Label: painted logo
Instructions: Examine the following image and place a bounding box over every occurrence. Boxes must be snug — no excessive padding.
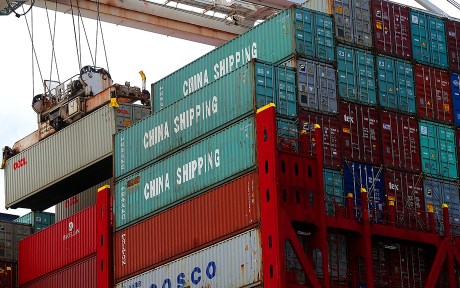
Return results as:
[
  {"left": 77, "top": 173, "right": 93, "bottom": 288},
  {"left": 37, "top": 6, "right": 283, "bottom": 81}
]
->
[
  {"left": 13, "top": 158, "right": 27, "bottom": 170},
  {"left": 63, "top": 221, "right": 80, "bottom": 240}
]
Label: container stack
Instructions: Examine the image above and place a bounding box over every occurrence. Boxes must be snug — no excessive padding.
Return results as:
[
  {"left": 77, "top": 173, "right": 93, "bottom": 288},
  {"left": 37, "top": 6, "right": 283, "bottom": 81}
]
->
[{"left": 13, "top": 212, "right": 55, "bottom": 233}]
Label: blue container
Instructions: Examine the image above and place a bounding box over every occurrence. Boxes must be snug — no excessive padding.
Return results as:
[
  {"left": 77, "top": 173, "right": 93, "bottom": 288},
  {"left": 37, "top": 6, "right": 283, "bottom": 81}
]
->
[
  {"left": 376, "top": 55, "right": 416, "bottom": 114},
  {"left": 337, "top": 45, "right": 376, "bottom": 105},
  {"left": 424, "top": 177, "right": 460, "bottom": 234},
  {"left": 419, "top": 120, "right": 457, "bottom": 180},
  {"left": 410, "top": 9, "right": 448, "bottom": 68},
  {"left": 450, "top": 72, "right": 460, "bottom": 126},
  {"left": 324, "top": 169, "right": 344, "bottom": 215},
  {"left": 343, "top": 161, "right": 385, "bottom": 221}
]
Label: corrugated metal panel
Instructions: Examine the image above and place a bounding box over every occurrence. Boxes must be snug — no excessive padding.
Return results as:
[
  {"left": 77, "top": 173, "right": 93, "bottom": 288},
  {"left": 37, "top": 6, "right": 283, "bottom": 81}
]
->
[
  {"left": 424, "top": 177, "right": 460, "bottom": 234},
  {"left": 275, "top": 65, "right": 297, "bottom": 118},
  {"left": 115, "top": 229, "right": 262, "bottom": 288},
  {"left": 297, "top": 58, "right": 337, "bottom": 114},
  {"left": 410, "top": 9, "right": 448, "bottom": 68},
  {"left": 0, "top": 221, "right": 32, "bottom": 262},
  {"left": 14, "top": 212, "right": 55, "bottom": 233},
  {"left": 334, "top": 0, "right": 372, "bottom": 47},
  {"left": 114, "top": 172, "right": 260, "bottom": 281},
  {"left": 324, "top": 169, "right": 344, "bottom": 215},
  {"left": 152, "top": 8, "right": 295, "bottom": 112},
  {"left": 55, "top": 178, "right": 112, "bottom": 222},
  {"left": 294, "top": 9, "right": 335, "bottom": 62},
  {"left": 21, "top": 256, "right": 96, "bottom": 288},
  {"left": 340, "top": 102, "right": 382, "bottom": 165},
  {"left": 337, "top": 45, "right": 376, "bottom": 105},
  {"left": 116, "top": 63, "right": 256, "bottom": 180},
  {"left": 450, "top": 72, "right": 460, "bottom": 126},
  {"left": 152, "top": 7, "right": 336, "bottom": 112},
  {"left": 0, "top": 214, "right": 19, "bottom": 222},
  {"left": 301, "top": 0, "right": 334, "bottom": 14},
  {"left": 414, "top": 65, "right": 452, "bottom": 123},
  {"left": 299, "top": 111, "right": 341, "bottom": 168},
  {"left": 114, "top": 117, "right": 256, "bottom": 230},
  {"left": 372, "top": 239, "right": 428, "bottom": 287},
  {"left": 446, "top": 19, "right": 460, "bottom": 72},
  {"left": 372, "top": 0, "right": 412, "bottom": 59},
  {"left": 18, "top": 206, "right": 96, "bottom": 285},
  {"left": 343, "top": 161, "right": 385, "bottom": 221},
  {"left": 277, "top": 117, "right": 299, "bottom": 153},
  {"left": 328, "top": 233, "right": 349, "bottom": 281},
  {"left": 4, "top": 103, "right": 148, "bottom": 209},
  {"left": 377, "top": 55, "right": 415, "bottom": 114},
  {"left": 380, "top": 110, "right": 421, "bottom": 172},
  {"left": 419, "top": 120, "right": 457, "bottom": 180},
  {"left": 385, "top": 169, "right": 425, "bottom": 230}
]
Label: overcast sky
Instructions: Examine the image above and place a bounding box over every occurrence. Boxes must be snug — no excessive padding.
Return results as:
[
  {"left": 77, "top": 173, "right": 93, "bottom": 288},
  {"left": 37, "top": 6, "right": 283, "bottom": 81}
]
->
[{"left": 0, "top": 0, "right": 459, "bottom": 217}]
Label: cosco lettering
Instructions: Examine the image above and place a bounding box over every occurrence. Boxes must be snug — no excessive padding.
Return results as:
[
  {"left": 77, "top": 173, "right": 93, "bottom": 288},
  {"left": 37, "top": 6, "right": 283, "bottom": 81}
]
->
[{"left": 148, "top": 261, "right": 216, "bottom": 288}]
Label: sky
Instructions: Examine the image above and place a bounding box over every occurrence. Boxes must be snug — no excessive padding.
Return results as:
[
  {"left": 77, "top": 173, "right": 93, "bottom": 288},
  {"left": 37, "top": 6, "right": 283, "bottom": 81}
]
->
[{"left": 0, "top": 0, "right": 459, "bottom": 217}]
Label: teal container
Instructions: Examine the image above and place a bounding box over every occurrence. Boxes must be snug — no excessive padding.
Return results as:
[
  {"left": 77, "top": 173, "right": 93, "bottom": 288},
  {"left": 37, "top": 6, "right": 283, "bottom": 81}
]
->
[
  {"left": 410, "top": 9, "right": 448, "bottom": 68},
  {"left": 152, "top": 7, "right": 334, "bottom": 112},
  {"left": 277, "top": 117, "right": 299, "bottom": 152},
  {"left": 14, "top": 212, "right": 55, "bottom": 232},
  {"left": 419, "top": 120, "right": 457, "bottom": 180},
  {"left": 115, "top": 62, "right": 258, "bottom": 179},
  {"left": 114, "top": 117, "right": 256, "bottom": 230},
  {"left": 324, "top": 169, "right": 343, "bottom": 215},
  {"left": 337, "top": 45, "right": 376, "bottom": 105},
  {"left": 377, "top": 55, "right": 415, "bottom": 114}
]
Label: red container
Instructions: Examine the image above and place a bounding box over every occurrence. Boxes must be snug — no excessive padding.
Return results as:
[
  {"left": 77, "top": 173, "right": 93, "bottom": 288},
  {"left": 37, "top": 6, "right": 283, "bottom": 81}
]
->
[
  {"left": 18, "top": 206, "right": 96, "bottom": 285},
  {"left": 372, "top": 0, "right": 411, "bottom": 59},
  {"left": 21, "top": 256, "right": 96, "bottom": 288},
  {"left": 340, "top": 102, "right": 382, "bottom": 165},
  {"left": 380, "top": 111, "right": 421, "bottom": 172},
  {"left": 414, "top": 65, "right": 453, "bottom": 123},
  {"left": 299, "top": 110, "right": 341, "bottom": 169},
  {"left": 446, "top": 19, "right": 460, "bottom": 72},
  {"left": 385, "top": 169, "right": 426, "bottom": 230},
  {"left": 114, "top": 172, "right": 261, "bottom": 281},
  {"left": 0, "top": 261, "right": 17, "bottom": 288}
]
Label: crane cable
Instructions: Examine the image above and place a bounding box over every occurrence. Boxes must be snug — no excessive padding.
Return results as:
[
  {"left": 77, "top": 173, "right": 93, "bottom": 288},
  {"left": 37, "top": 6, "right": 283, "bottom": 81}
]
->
[
  {"left": 75, "top": 0, "right": 95, "bottom": 66},
  {"left": 44, "top": 0, "right": 61, "bottom": 83},
  {"left": 94, "top": 0, "right": 110, "bottom": 72},
  {"left": 69, "top": 0, "right": 82, "bottom": 71},
  {"left": 5, "top": 0, "right": 35, "bottom": 18}
]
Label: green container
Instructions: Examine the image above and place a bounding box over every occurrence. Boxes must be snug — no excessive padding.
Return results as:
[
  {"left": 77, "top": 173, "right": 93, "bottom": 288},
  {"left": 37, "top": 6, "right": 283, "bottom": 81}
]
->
[
  {"left": 14, "top": 212, "right": 55, "bottom": 232},
  {"left": 324, "top": 169, "right": 343, "bottom": 215},
  {"left": 152, "top": 7, "right": 335, "bottom": 112},
  {"left": 114, "top": 117, "right": 256, "bottom": 230},
  {"left": 419, "top": 120, "right": 457, "bottom": 180}
]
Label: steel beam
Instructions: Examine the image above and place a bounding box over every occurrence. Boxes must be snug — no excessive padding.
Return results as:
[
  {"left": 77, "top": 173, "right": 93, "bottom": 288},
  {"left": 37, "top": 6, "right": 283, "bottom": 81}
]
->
[{"left": 33, "top": 0, "right": 249, "bottom": 46}]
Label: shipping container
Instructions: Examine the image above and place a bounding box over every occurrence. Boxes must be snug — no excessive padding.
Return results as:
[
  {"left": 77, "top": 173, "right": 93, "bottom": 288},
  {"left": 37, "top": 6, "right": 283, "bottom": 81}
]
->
[
  {"left": 114, "top": 172, "right": 260, "bottom": 281},
  {"left": 450, "top": 72, "right": 460, "bottom": 126},
  {"left": 20, "top": 256, "right": 96, "bottom": 288},
  {"left": 4, "top": 103, "right": 149, "bottom": 210},
  {"left": 55, "top": 178, "right": 112, "bottom": 222},
  {"left": 14, "top": 212, "right": 55, "bottom": 233},
  {"left": 340, "top": 102, "right": 382, "bottom": 165},
  {"left": 380, "top": 110, "right": 421, "bottom": 172},
  {"left": 410, "top": 9, "right": 448, "bottom": 68},
  {"left": 0, "top": 213, "right": 19, "bottom": 222},
  {"left": 343, "top": 161, "right": 385, "bottom": 221},
  {"left": 334, "top": 0, "right": 372, "bottom": 47},
  {"left": 297, "top": 58, "right": 338, "bottom": 114},
  {"left": 114, "top": 117, "right": 256, "bottom": 230},
  {"left": 414, "top": 65, "right": 452, "bottom": 123},
  {"left": 18, "top": 206, "right": 96, "bottom": 285},
  {"left": 376, "top": 55, "right": 415, "bottom": 114},
  {"left": 277, "top": 117, "right": 300, "bottom": 152},
  {"left": 384, "top": 169, "right": 425, "bottom": 230},
  {"left": 337, "top": 45, "right": 376, "bottom": 105},
  {"left": 0, "top": 261, "right": 17, "bottom": 288},
  {"left": 275, "top": 65, "right": 297, "bottom": 118},
  {"left": 372, "top": 0, "right": 412, "bottom": 59},
  {"left": 324, "top": 169, "right": 344, "bottom": 215},
  {"left": 299, "top": 111, "right": 341, "bottom": 168},
  {"left": 419, "top": 120, "right": 457, "bottom": 180},
  {"left": 446, "top": 19, "right": 460, "bottom": 72},
  {"left": 0, "top": 221, "right": 32, "bottom": 262},
  {"left": 152, "top": 7, "right": 335, "bottom": 112},
  {"left": 372, "top": 239, "right": 429, "bottom": 287},
  {"left": 423, "top": 177, "right": 460, "bottom": 234},
  {"left": 116, "top": 229, "right": 261, "bottom": 288},
  {"left": 301, "top": 0, "right": 334, "bottom": 14}
]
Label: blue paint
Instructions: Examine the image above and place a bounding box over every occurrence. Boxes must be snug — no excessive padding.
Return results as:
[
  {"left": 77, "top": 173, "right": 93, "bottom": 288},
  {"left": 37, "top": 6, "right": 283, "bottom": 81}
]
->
[{"left": 451, "top": 72, "right": 460, "bottom": 126}]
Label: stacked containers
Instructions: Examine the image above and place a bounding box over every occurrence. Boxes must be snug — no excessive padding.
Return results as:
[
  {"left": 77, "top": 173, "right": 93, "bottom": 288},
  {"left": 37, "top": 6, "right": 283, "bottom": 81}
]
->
[{"left": 13, "top": 212, "right": 55, "bottom": 233}]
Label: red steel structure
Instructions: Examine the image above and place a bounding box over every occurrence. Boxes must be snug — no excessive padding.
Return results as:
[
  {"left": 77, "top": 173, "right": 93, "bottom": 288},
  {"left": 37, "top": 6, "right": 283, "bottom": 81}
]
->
[{"left": 256, "top": 104, "right": 460, "bottom": 287}]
